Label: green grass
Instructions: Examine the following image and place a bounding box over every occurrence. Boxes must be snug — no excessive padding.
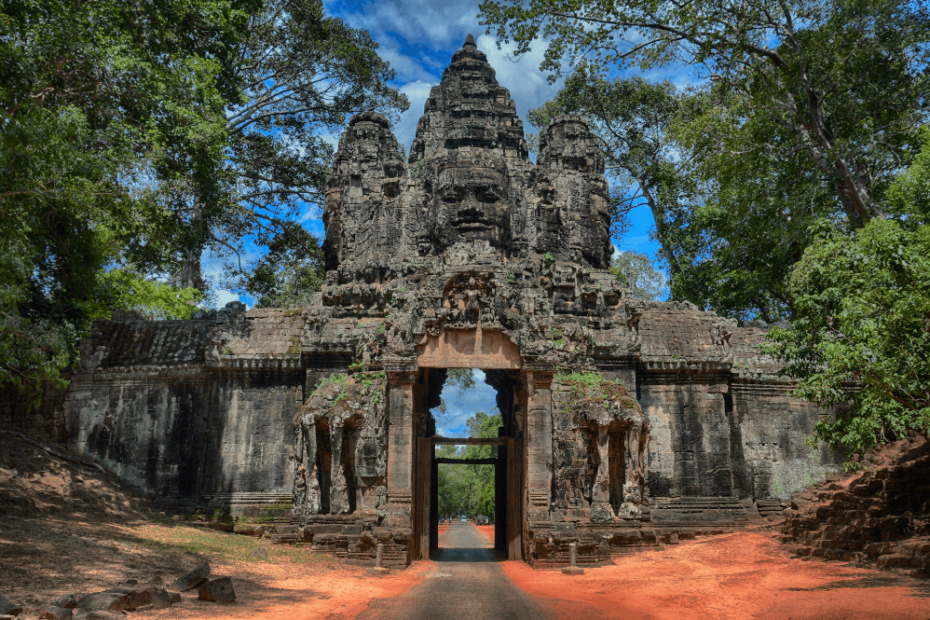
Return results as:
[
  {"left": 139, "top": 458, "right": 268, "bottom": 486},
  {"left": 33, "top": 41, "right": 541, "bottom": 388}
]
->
[{"left": 109, "top": 523, "right": 336, "bottom": 566}]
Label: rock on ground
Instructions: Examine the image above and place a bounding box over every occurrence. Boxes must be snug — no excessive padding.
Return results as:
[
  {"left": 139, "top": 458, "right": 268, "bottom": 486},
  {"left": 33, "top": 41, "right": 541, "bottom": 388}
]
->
[
  {"left": 198, "top": 578, "right": 236, "bottom": 604},
  {"left": 0, "top": 594, "right": 22, "bottom": 616},
  {"left": 171, "top": 562, "right": 210, "bottom": 592},
  {"left": 49, "top": 594, "right": 78, "bottom": 609},
  {"left": 38, "top": 606, "right": 72, "bottom": 620},
  {"left": 72, "top": 611, "right": 126, "bottom": 620}
]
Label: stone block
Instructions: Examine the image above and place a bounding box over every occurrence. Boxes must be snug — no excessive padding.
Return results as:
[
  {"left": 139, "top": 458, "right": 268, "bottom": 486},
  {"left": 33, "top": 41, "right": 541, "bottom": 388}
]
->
[
  {"left": 198, "top": 578, "right": 236, "bottom": 604},
  {"left": 170, "top": 562, "right": 210, "bottom": 592},
  {"left": 38, "top": 606, "right": 72, "bottom": 620}
]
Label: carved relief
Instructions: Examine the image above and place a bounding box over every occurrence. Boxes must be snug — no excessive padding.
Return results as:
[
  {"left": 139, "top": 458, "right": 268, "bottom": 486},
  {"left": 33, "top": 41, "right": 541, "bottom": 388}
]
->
[
  {"left": 293, "top": 373, "right": 388, "bottom": 520},
  {"left": 551, "top": 377, "right": 650, "bottom": 522}
]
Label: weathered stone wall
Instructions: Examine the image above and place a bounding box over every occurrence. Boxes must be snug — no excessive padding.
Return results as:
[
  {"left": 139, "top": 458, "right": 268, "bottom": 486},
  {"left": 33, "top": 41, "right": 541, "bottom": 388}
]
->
[
  {"left": 729, "top": 382, "right": 837, "bottom": 500},
  {"left": 641, "top": 370, "right": 735, "bottom": 498},
  {"left": 62, "top": 307, "right": 308, "bottom": 514},
  {"left": 67, "top": 368, "right": 302, "bottom": 513}
]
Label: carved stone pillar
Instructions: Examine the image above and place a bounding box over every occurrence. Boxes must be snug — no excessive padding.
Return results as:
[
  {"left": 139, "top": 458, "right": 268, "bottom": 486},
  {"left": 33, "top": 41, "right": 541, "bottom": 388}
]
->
[
  {"left": 524, "top": 371, "right": 553, "bottom": 520},
  {"left": 386, "top": 371, "right": 417, "bottom": 526},
  {"left": 590, "top": 424, "right": 612, "bottom": 522},
  {"left": 621, "top": 422, "right": 649, "bottom": 517},
  {"left": 329, "top": 421, "right": 350, "bottom": 514}
]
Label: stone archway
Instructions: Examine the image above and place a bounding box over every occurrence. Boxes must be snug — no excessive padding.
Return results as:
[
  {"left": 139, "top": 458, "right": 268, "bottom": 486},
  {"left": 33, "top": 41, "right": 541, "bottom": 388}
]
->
[{"left": 410, "top": 328, "right": 524, "bottom": 561}]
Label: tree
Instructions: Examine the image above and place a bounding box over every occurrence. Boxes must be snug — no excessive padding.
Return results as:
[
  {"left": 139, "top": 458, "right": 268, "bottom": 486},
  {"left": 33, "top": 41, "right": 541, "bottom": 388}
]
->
[
  {"left": 0, "top": 0, "right": 255, "bottom": 392},
  {"left": 481, "top": 0, "right": 930, "bottom": 228},
  {"left": 0, "top": 0, "right": 409, "bottom": 391},
  {"left": 764, "top": 218, "right": 930, "bottom": 460},
  {"left": 611, "top": 251, "right": 666, "bottom": 300},
  {"left": 445, "top": 368, "right": 476, "bottom": 391},
  {"left": 201, "top": 0, "right": 410, "bottom": 292},
  {"left": 886, "top": 126, "right": 930, "bottom": 225},
  {"left": 228, "top": 223, "right": 325, "bottom": 308},
  {"left": 435, "top": 411, "right": 502, "bottom": 519}
]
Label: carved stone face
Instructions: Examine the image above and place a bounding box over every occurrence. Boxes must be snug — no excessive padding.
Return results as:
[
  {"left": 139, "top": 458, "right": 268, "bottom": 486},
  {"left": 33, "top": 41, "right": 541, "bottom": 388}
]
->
[{"left": 431, "top": 157, "right": 513, "bottom": 253}]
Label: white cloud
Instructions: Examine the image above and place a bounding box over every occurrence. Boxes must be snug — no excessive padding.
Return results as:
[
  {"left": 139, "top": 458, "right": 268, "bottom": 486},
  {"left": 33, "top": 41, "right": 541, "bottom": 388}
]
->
[
  {"left": 393, "top": 79, "right": 437, "bottom": 152},
  {"left": 340, "top": 0, "right": 482, "bottom": 50},
  {"left": 377, "top": 37, "right": 438, "bottom": 83},
  {"left": 431, "top": 370, "right": 499, "bottom": 437},
  {"left": 476, "top": 34, "right": 562, "bottom": 130}
]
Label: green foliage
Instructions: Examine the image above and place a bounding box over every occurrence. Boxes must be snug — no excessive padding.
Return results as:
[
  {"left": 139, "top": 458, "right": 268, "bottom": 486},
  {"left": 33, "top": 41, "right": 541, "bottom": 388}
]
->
[
  {"left": 0, "top": 0, "right": 255, "bottom": 392},
  {"left": 486, "top": 0, "right": 930, "bottom": 321},
  {"left": 436, "top": 411, "right": 502, "bottom": 520},
  {"left": 611, "top": 251, "right": 666, "bottom": 300},
  {"left": 231, "top": 224, "right": 325, "bottom": 308},
  {"left": 445, "top": 368, "right": 476, "bottom": 391},
  {"left": 0, "top": 0, "right": 408, "bottom": 393},
  {"left": 543, "top": 252, "right": 555, "bottom": 267},
  {"left": 309, "top": 372, "right": 348, "bottom": 400},
  {"left": 554, "top": 371, "right": 639, "bottom": 409},
  {"left": 101, "top": 270, "right": 205, "bottom": 320},
  {"left": 887, "top": 126, "right": 930, "bottom": 225},
  {"left": 213, "top": 0, "right": 410, "bottom": 290},
  {"left": 763, "top": 219, "right": 930, "bottom": 460},
  {"left": 609, "top": 267, "right": 631, "bottom": 287}
]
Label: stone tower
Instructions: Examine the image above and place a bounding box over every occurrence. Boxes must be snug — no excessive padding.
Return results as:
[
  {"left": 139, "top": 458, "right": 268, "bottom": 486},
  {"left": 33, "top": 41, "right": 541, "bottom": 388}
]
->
[{"left": 322, "top": 34, "right": 613, "bottom": 270}]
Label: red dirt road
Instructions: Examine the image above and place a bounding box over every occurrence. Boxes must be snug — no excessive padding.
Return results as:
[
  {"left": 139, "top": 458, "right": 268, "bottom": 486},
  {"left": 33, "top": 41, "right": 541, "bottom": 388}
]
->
[{"left": 502, "top": 531, "right": 930, "bottom": 620}]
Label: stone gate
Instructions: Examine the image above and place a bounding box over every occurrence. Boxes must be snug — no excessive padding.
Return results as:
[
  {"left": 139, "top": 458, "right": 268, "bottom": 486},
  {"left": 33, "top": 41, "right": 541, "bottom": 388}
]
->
[{"left": 59, "top": 36, "right": 837, "bottom": 568}]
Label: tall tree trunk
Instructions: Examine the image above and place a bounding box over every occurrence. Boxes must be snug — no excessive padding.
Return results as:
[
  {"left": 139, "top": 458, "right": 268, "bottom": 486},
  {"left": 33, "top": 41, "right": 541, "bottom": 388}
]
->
[{"left": 178, "top": 205, "right": 206, "bottom": 292}]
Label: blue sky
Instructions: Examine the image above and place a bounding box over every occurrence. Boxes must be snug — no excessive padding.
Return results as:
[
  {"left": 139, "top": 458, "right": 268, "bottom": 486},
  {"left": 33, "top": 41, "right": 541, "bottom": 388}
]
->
[
  {"left": 209, "top": 0, "right": 668, "bottom": 307},
  {"left": 432, "top": 369, "right": 499, "bottom": 437}
]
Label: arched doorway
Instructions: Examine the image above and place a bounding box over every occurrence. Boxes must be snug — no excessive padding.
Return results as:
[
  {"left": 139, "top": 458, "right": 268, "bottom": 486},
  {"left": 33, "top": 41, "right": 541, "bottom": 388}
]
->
[{"left": 411, "top": 328, "right": 524, "bottom": 560}]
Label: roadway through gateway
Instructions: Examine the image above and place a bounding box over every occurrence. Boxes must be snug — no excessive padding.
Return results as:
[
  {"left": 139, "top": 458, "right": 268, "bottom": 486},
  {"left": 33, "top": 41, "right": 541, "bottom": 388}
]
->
[{"left": 357, "top": 521, "right": 561, "bottom": 620}]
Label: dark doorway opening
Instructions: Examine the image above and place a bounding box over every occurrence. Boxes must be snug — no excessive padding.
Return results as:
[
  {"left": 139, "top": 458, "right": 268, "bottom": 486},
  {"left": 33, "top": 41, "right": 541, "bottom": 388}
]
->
[{"left": 412, "top": 368, "right": 523, "bottom": 561}]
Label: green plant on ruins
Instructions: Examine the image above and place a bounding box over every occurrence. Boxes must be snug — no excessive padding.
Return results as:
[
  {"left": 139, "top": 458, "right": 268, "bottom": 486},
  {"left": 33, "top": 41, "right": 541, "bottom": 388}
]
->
[
  {"left": 305, "top": 370, "right": 387, "bottom": 411},
  {"left": 554, "top": 371, "right": 640, "bottom": 410}
]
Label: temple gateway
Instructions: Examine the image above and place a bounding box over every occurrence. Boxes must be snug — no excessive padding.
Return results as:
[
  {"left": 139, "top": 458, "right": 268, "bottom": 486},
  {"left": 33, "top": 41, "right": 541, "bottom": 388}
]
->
[{"left": 63, "top": 36, "right": 835, "bottom": 568}]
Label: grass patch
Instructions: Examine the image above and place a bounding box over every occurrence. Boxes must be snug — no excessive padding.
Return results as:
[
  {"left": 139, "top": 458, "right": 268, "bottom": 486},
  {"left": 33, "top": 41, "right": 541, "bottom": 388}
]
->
[{"left": 108, "top": 523, "right": 336, "bottom": 566}]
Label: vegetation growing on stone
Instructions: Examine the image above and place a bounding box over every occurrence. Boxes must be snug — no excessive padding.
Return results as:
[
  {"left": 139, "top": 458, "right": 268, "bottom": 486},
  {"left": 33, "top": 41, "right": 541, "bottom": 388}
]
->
[{"left": 554, "top": 371, "right": 639, "bottom": 410}]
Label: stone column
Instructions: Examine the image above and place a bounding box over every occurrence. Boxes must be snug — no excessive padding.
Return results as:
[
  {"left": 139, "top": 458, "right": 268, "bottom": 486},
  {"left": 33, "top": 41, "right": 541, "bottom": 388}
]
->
[
  {"left": 590, "top": 424, "right": 612, "bottom": 522},
  {"left": 524, "top": 371, "right": 552, "bottom": 520},
  {"left": 329, "top": 421, "right": 349, "bottom": 514},
  {"left": 385, "top": 371, "right": 417, "bottom": 527}
]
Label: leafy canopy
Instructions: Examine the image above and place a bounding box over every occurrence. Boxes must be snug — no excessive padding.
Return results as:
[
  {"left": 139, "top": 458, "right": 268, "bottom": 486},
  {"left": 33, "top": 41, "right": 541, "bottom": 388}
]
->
[
  {"left": 610, "top": 251, "right": 666, "bottom": 301},
  {"left": 482, "top": 0, "right": 930, "bottom": 227},
  {"left": 215, "top": 0, "right": 409, "bottom": 293},
  {"left": 764, "top": 218, "right": 930, "bottom": 459},
  {"left": 0, "top": 0, "right": 255, "bottom": 391}
]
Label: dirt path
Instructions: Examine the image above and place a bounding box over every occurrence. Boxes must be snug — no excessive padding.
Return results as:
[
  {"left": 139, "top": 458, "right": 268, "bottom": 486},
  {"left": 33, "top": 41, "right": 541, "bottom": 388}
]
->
[
  {"left": 359, "top": 522, "right": 587, "bottom": 620},
  {"left": 3, "top": 436, "right": 928, "bottom": 619},
  {"left": 503, "top": 530, "right": 930, "bottom": 620}
]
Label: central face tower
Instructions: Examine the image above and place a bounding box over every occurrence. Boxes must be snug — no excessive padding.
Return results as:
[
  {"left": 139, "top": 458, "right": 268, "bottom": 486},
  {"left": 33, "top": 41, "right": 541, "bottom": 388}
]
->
[{"left": 322, "top": 35, "right": 613, "bottom": 271}]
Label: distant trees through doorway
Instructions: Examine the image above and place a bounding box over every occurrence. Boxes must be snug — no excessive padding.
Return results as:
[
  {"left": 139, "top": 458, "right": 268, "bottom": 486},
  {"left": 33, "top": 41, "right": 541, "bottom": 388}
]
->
[{"left": 436, "top": 411, "right": 502, "bottom": 521}]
